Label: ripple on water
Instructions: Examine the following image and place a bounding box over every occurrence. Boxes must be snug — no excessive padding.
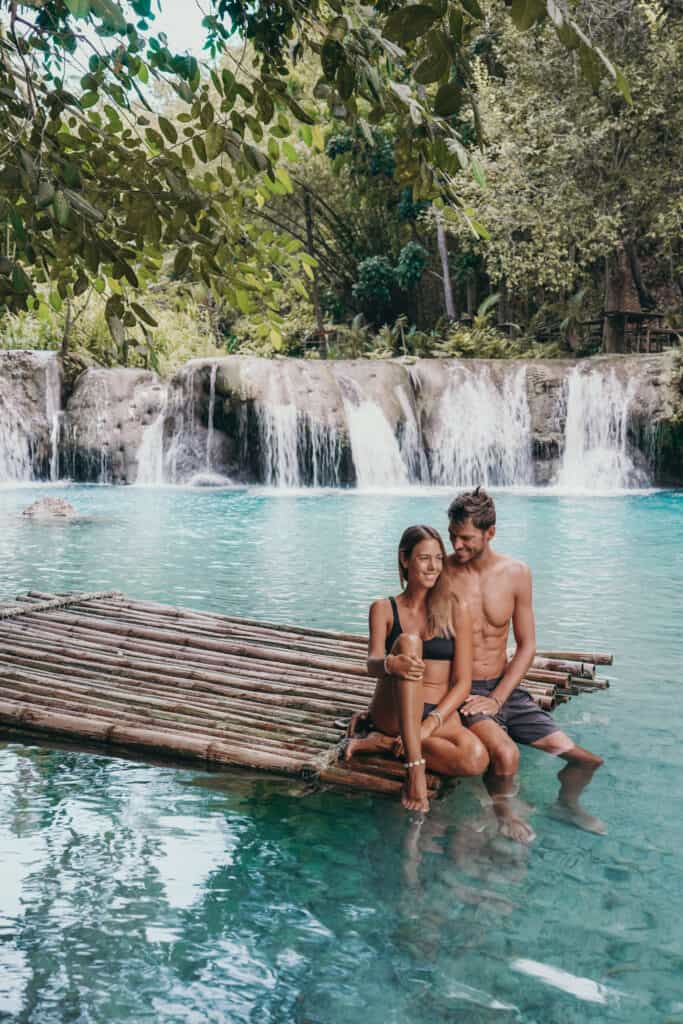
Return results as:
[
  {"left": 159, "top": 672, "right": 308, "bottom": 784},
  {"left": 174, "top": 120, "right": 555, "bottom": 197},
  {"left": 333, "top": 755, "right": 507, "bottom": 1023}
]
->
[{"left": 0, "top": 487, "right": 682, "bottom": 1023}]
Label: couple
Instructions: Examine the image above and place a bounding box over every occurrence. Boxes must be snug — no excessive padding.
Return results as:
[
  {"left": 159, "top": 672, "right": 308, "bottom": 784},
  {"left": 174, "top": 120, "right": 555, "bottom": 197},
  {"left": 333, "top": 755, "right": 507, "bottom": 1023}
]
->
[{"left": 345, "top": 488, "right": 605, "bottom": 841}]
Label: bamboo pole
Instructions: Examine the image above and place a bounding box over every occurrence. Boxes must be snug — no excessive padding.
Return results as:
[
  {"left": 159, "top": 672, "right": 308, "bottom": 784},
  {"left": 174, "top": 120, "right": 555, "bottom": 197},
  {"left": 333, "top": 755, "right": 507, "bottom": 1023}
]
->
[
  {"left": 0, "top": 697, "right": 318, "bottom": 773},
  {"left": 536, "top": 649, "right": 612, "bottom": 665}
]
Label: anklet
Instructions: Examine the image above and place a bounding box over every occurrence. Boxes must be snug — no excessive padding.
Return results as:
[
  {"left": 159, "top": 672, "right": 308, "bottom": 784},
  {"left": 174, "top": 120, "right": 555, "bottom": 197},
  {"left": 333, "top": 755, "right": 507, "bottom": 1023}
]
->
[{"left": 405, "top": 758, "right": 426, "bottom": 768}]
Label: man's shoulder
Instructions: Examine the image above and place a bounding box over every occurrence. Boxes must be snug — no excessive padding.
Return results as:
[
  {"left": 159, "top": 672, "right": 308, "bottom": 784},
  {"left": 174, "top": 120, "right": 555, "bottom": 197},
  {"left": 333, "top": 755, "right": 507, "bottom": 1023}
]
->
[{"left": 494, "top": 553, "right": 532, "bottom": 588}]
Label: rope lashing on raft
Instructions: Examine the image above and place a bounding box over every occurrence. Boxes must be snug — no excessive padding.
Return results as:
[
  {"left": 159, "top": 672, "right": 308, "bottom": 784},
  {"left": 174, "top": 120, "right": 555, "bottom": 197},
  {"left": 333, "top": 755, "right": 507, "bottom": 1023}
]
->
[{"left": 0, "top": 591, "right": 123, "bottom": 620}]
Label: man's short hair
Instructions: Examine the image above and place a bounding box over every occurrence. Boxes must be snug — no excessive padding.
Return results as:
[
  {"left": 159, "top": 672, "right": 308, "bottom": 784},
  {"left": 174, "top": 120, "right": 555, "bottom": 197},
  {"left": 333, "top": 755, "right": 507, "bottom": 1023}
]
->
[{"left": 448, "top": 487, "right": 496, "bottom": 531}]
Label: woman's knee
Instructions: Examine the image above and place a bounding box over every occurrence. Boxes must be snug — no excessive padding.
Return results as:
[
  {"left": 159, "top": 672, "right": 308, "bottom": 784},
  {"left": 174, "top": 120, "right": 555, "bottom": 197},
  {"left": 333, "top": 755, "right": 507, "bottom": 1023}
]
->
[{"left": 392, "top": 632, "right": 423, "bottom": 657}]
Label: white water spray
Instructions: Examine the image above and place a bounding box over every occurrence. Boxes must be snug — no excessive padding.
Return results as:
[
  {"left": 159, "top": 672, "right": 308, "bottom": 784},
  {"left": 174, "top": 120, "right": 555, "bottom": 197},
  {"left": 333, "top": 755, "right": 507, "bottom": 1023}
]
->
[
  {"left": 340, "top": 377, "right": 409, "bottom": 488},
  {"left": 556, "top": 367, "right": 649, "bottom": 491},
  {"left": 136, "top": 390, "right": 167, "bottom": 486},
  {"left": 205, "top": 362, "right": 218, "bottom": 473},
  {"left": 44, "top": 355, "right": 62, "bottom": 481},
  {"left": 429, "top": 365, "right": 533, "bottom": 486}
]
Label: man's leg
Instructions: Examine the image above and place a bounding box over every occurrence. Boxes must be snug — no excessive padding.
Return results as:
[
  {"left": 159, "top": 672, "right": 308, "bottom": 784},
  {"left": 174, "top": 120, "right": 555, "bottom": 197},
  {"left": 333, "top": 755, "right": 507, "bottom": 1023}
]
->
[
  {"left": 468, "top": 718, "right": 535, "bottom": 844},
  {"left": 532, "top": 731, "right": 606, "bottom": 834}
]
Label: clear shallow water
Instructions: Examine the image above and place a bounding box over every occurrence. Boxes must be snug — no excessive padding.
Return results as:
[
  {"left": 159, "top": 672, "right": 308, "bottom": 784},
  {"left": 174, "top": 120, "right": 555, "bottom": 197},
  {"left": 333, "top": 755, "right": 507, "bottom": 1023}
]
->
[{"left": 0, "top": 484, "right": 682, "bottom": 1024}]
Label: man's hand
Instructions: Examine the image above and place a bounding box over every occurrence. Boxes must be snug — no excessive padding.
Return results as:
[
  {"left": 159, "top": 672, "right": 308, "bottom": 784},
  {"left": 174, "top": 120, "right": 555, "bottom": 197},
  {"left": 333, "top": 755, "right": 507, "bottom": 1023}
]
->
[
  {"left": 386, "top": 653, "right": 424, "bottom": 680},
  {"left": 461, "top": 695, "right": 501, "bottom": 718}
]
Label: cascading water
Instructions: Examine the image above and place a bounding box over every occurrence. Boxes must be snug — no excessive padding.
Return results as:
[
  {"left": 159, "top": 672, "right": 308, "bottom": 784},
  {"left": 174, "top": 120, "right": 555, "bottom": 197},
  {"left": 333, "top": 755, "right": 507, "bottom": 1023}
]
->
[
  {"left": 556, "top": 367, "right": 649, "bottom": 491},
  {"left": 428, "top": 365, "right": 533, "bottom": 486},
  {"left": 255, "top": 368, "right": 342, "bottom": 488},
  {"left": 0, "top": 390, "right": 32, "bottom": 481},
  {"left": 395, "top": 385, "right": 428, "bottom": 483},
  {"left": 339, "top": 377, "right": 409, "bottom": 488},
  {"left": 44, "top": 355, "right": 62, "bottom": 482},
  {"left": 136, "top": 392, "right": 167, "bottom": 486},
  {"left": 205, "top": 362, "right": 218, "bottom": 473}
]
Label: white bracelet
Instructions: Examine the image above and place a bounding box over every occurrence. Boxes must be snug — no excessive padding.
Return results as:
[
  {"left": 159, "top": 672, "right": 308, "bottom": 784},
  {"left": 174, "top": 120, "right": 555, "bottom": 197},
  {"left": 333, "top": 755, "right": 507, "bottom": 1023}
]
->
[
  {"left": 383, "top": 655, "right": 392, "bottom": 675},
  {"left": 428, "top": 709, "right": 443, "bottom": 728},
  {"left": 405, "top": 758, "right": 426, "bottom": 768}
]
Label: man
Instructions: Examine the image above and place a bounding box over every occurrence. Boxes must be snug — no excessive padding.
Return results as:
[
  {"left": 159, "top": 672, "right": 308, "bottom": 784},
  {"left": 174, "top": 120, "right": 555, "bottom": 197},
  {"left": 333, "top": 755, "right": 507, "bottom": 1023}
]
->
[{"left": 431, "top": 487, "right": 605, "bottom": 840}]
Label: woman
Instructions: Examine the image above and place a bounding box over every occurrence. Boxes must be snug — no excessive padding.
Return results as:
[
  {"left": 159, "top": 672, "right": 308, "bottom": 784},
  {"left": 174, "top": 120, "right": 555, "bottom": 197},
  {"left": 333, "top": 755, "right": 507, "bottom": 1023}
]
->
[{"left": 345, "top": 525, "right": 489, "bottom": 813}]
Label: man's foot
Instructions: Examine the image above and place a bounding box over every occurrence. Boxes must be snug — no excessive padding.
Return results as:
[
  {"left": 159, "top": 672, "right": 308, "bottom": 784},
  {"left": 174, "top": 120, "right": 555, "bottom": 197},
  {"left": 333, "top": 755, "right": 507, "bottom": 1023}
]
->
[
  {"left": 549, "top": 801, "right": 607, "bottom": 835},
  {"left": 402, "top": 763, "right": 430, "bottom": 813},
  {"left": 492, "top": 801, "right": 536, "bottom": 844}
]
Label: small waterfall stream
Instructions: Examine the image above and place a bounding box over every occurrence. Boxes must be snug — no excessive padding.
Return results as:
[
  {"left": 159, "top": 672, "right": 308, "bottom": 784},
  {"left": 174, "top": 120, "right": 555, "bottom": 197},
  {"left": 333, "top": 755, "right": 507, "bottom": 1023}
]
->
[
  {"left": 44, "top": 356, "right": 62, "bottom": 481},
  {"left": 428, "top": 365, "right": 533, "bottom": 487},
  {"left": 136, "top": 395, "right": 167, "bottom": 486},
  {"left": 205, "top": 362, "right": 218, "bottom": 473},
  {"left": 556, "top": 367, "right": 649, "bottom": 490}
]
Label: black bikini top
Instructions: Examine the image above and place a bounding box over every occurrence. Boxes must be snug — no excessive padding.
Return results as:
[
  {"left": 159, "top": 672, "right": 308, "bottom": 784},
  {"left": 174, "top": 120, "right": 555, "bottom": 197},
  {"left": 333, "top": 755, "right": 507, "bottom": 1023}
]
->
[{"left": 385, "top": 596, "right": 455, "bottom": 661}]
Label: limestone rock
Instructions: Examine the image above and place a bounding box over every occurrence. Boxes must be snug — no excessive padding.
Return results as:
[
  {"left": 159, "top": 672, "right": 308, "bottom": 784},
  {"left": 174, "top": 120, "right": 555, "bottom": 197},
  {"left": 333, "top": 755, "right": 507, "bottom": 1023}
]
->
[{"left": 22, "top": 496, "right": 77, "bottom": 519}]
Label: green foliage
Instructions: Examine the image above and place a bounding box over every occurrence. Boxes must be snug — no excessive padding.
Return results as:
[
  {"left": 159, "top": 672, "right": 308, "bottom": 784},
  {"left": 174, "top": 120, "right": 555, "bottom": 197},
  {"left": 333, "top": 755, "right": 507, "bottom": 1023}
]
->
[
  {"left": 351, "top": 256, "right": 396, "bottom": 315},
  {"left": 395, "top": 242, "right": 428, "bottom": 291}
]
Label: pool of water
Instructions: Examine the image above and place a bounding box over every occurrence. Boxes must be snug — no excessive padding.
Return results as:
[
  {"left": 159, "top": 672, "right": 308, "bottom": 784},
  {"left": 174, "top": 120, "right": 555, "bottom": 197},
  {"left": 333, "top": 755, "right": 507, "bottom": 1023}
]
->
[{"left": 0, "top": 484, "right": 681, "bottom": 1023}]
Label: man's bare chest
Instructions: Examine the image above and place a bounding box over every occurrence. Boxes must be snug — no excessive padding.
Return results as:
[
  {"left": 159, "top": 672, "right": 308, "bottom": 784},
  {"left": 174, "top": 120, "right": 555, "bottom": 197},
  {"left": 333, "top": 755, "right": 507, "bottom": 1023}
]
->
[{"left": 451, "top": 573, "right": 514, "bottom": 631}]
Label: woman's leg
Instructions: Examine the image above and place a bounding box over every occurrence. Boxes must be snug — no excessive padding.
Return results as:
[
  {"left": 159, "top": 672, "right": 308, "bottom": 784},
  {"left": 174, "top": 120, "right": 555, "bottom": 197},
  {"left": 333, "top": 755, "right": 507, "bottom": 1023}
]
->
[
  {"left": 422, "top": 715, "right": 489, "bottom": 777},
  {"left": 390, "top": 633, "right": 429, "bottom": 813}
]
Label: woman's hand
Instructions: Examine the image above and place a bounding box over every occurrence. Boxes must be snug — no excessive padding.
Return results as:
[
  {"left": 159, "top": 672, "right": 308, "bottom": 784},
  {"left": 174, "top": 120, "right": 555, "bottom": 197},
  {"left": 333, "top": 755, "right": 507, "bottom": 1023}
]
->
[{"left": 386, "top": 653, "right": 424, "bottom": 680}]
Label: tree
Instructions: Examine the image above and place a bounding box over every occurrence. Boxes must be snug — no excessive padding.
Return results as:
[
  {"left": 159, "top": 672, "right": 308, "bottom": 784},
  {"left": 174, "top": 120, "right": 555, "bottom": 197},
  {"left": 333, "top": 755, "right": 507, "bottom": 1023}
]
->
[
  {"left": 441, "top": 0, "right": 682, "bottom": 351},
  {"left": 0, "top": 0, "right": 629, "bottom": 344}
]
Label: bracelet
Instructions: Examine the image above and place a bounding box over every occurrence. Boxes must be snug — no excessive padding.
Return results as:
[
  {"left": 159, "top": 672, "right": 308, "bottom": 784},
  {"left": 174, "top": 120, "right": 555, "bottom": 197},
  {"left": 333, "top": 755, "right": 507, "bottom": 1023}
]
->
[
  {"left": 383, "top": 655, "right": 392, "bottom": 675},
  {"left": 405, "top": 758, "right": 426, "bottom": 768},
  {"left": 428, "top": 709, "right": 443, "bottom": 728},
  {"left": 491, "top": 695, "right": 502, "bottom": 709}
]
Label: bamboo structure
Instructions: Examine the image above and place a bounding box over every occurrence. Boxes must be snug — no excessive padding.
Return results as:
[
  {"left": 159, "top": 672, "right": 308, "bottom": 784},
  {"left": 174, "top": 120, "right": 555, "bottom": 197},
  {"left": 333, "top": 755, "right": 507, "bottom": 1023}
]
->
[{"left": 0, "top": 591, "right": 612, "bottom": 796}]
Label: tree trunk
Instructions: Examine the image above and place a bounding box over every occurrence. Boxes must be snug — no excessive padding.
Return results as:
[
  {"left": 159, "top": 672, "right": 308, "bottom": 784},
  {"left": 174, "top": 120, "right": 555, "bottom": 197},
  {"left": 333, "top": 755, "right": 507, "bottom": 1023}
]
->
[
  {"left": 625, "top": 240, "right": 655, "bottom": 310},
  {"left": 436, "top": 218, "right": 456, "bottom": 319},
  {"left": 60, "top": 299, "right": 72, "bottom": 359},
  {"left": 466, "top": 275, "right": 477, "bottom": 316},
  {"left": 303, "top": 192, "right": 326, "bottom": 356},
  {"left": 602, "top": 243, "right": 639, "bottom": 354}
]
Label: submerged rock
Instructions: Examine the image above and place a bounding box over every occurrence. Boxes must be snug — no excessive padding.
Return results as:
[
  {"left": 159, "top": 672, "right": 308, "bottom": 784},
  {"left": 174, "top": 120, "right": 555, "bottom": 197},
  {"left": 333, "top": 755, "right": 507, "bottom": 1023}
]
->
[{"left": 22, "top": 496, "right": 77, "bottom": 519}]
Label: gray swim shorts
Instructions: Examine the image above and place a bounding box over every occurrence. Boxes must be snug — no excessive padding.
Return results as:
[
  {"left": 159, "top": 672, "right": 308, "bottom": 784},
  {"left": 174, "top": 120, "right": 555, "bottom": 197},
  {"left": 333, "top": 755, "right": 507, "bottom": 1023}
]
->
[{"left": 464, "top": 675, "right": 561, "bottom": 746}]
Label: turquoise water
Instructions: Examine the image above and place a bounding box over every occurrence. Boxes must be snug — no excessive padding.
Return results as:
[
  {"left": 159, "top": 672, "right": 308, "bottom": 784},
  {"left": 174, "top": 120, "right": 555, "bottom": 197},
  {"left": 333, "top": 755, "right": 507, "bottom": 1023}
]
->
[{"left": 0, "top": 485, "right": 681, "bottom": 1023}]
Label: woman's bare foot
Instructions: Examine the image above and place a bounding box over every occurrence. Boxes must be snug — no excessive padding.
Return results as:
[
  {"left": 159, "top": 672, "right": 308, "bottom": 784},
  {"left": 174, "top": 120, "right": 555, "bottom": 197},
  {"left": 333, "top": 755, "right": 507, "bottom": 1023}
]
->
[
  {"left": 402, "top": 763, "right": 430, "bottom": 813},
  {"left": 341, "top": 732, "right": 393, "bottom": 761}
]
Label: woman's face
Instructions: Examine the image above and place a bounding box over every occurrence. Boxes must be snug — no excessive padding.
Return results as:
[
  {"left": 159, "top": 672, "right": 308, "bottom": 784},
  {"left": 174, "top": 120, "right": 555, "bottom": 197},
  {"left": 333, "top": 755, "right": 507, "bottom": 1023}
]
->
[{"left": 402, "top": 538, "right": 444, "bottom": 589}]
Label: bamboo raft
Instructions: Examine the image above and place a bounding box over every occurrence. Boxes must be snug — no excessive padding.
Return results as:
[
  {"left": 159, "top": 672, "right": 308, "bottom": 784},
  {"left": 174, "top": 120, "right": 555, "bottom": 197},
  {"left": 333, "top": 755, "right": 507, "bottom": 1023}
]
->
[{"left": 0, "top": 591, "right": 612, "bottom": 797}]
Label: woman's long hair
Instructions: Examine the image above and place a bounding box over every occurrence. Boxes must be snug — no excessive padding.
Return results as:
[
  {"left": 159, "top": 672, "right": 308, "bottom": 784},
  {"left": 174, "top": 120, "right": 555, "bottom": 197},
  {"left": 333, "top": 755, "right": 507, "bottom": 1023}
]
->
[{"left": 397, "top": 525, "right": 454, "bottom": 637}]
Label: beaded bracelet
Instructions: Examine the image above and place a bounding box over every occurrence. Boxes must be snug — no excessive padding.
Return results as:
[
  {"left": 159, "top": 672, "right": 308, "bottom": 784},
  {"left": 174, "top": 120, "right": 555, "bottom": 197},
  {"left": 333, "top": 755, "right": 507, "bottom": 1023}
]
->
[
  {"left": 405, "top": 758, "right": 426, "bottom": 768},
  {"left": 428, "top": 709, "right": 443, "bottom": 728}
]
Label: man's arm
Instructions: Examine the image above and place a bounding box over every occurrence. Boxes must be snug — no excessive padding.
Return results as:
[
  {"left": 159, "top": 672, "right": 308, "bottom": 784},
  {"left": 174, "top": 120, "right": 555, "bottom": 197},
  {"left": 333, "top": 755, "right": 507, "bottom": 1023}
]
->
[{"left": 491, "top": 563, "right": 536, "bottom": 707}]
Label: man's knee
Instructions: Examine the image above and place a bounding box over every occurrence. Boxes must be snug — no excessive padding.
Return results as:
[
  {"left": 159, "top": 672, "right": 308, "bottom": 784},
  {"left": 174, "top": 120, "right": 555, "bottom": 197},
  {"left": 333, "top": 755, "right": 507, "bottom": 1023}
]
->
[
  {"left": 489, "top": 738, "right": 519, "bottom": 776},
  {"left": 461, "top": 737, "right": 490, "bottom": 777}
]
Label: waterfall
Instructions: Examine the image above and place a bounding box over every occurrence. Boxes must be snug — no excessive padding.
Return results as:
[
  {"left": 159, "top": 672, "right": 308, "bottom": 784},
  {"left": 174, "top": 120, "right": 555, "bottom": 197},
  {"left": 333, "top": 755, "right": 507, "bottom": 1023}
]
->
[
  {"left": 556, "top": 367, "right": 649, "bottom": 491},
  {"left": 395, "top": 385, "right": 428, "bottom": 483},
  {"left": 255, "top": 368, "right": 342, "bottom": 488},
  {"left": 339, "top": 377, "right": 409, "bottom": 488},
  {"left": 205, "top": 362, "right": 218, "bottom": 473},
  {"left": 136, "top": 394, "right": 167, "bottom": 486},
  {"left": 44, "top": 356, "right": 62, "bottom": 482},
  {"left": 428, "top": 365, "right": 533, "bottom": 486},
  {"left": 0, "top": 393, "right": 32, "bottom": 481}
]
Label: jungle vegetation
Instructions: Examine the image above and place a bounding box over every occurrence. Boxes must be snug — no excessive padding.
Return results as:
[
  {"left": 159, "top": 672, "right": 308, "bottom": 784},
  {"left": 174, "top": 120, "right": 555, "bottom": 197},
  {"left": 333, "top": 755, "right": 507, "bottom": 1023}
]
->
[{"left": 0, "top": 0, "right": 680, "bottom": 372}]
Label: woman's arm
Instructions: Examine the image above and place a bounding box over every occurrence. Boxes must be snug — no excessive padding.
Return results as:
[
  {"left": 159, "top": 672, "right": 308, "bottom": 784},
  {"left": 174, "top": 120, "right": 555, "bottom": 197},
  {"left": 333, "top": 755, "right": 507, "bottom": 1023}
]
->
[
  {"left": 367, "top": 599, "right": 423, "bottom": 681},
  {"left": 422, "top": 599, "right": 473, "bottom": 733}
]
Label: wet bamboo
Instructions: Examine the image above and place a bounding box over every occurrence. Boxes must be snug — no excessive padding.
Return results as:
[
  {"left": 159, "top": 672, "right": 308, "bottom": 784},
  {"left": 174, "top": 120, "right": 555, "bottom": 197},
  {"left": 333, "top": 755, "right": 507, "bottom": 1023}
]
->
[
  {"left": 0, "top": 679, "right": 330, "bottom": 757},
  {"left": 0, "top": 640, "right": 352, "bottom": 725},
  {"left": 10, "top": 608, "right": 370, "bottom": 678},
  {"left": 320, "top": 765, "right": 439, "bottom": 796},
  {"left": 524, "top": 668, "right": 572, "bottom": 687},
  {"left": 0, "top": 697, "right": 316, "bottom": 773},
  {"left": 62, "top": 600, "right": 367, "bottom": 661},
  {"left": 0, "top": 619, "right": 375, "bottom": 697},
  {"left": 0, "top": 666, "right": 342, "bottom": 746},
  {"left": 27, "top": 592, "right": 369, "bottom": 645},
  {"left": 536, "top": 649, "right": 612, "bottom": 665},
  {"left": 532, "top": 656, "right": 596, "bottom": 679}
]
